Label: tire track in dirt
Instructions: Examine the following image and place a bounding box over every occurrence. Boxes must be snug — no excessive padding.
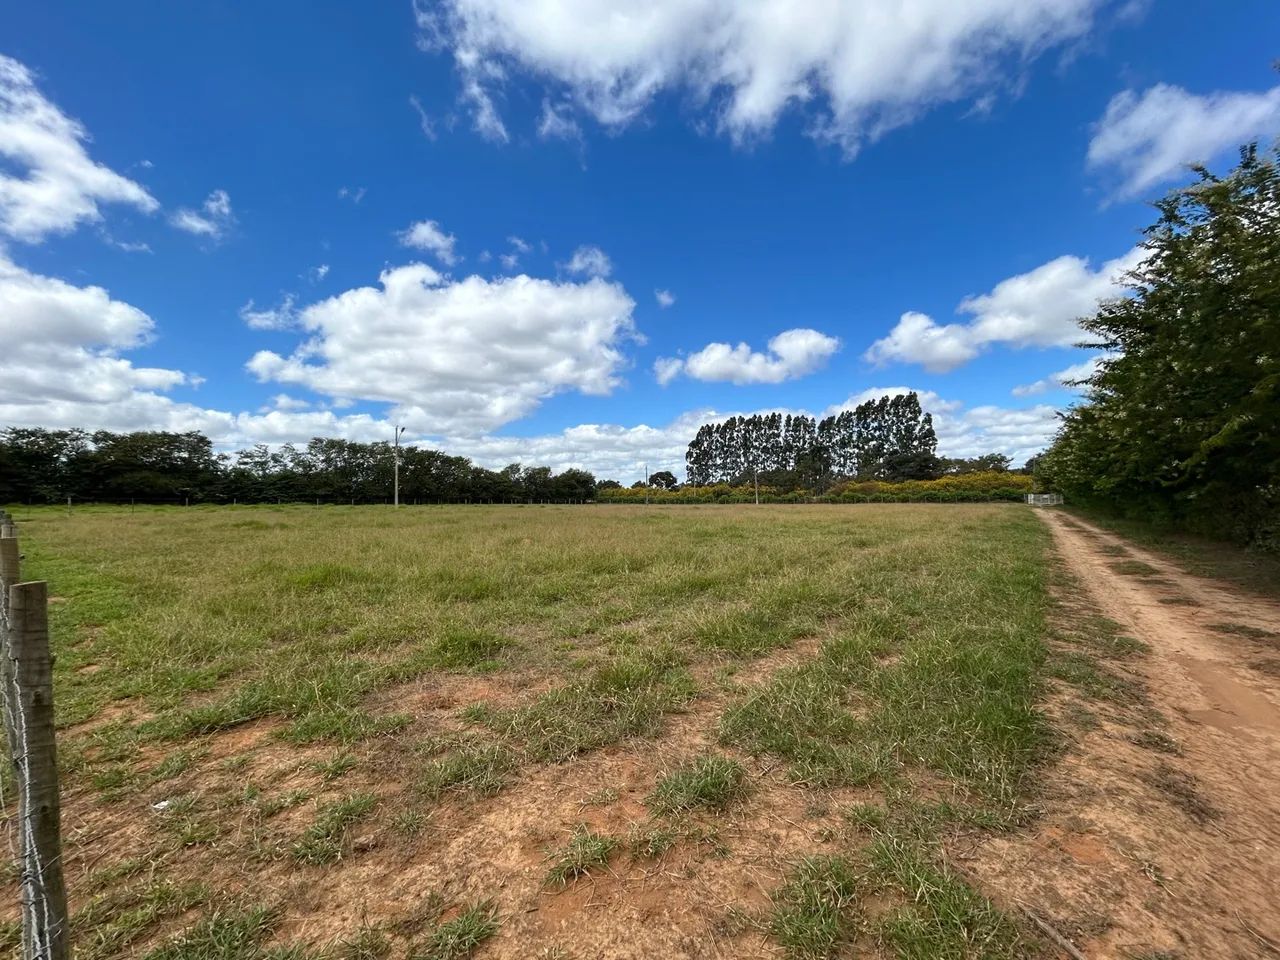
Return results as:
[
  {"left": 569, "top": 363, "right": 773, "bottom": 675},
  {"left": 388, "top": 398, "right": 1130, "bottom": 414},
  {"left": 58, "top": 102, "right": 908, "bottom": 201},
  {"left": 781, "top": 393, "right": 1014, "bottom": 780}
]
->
[
  {"left": 971, "top": 510, "right": 1280, "bottom": 959},
  {"left": 1049, "top": 512, "right": 1280, "bottom": 745}
]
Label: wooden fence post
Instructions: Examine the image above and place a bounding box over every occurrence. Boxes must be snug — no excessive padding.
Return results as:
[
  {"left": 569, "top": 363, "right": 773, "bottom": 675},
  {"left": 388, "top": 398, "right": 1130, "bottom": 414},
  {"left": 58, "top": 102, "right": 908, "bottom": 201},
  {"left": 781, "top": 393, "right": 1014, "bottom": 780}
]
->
[
  {"left": 0, "top": 532, "right": 20, "bottom": 899},
  {"left": 0, "top": 536, "right": 17, "bottom": 601},
  {"left": 3, "top": 570, "right": 70, "bottom": 959}
]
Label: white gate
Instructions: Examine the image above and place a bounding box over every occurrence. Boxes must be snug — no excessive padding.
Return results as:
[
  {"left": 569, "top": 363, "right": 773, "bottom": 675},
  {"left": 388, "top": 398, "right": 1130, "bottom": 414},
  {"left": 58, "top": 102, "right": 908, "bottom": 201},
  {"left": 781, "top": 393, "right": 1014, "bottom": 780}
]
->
[{"left": 1025, "top": 493, "right": 1063, "bottom": 506}]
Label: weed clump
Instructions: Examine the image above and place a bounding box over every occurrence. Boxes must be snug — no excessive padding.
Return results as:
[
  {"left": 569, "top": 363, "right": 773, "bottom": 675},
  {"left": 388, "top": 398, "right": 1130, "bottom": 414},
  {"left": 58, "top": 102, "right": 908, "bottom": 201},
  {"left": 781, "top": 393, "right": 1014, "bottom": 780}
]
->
[
  {"left": 647, "top": 755, "right": 750, "bottom": 814},
  {"left": 431, "top": 627, "right": 509, "bottom": 669},
  {"left": 421, "top": 742, "right": 518, "bottom": 800},
  {"left": 142, "top": 905, "right": 280, "bottom": 960},
  {"left": 870, "top": 835, "right": 1023, "bottom": 959},
  {"left": 545, "top": 826, "right": 618, "bottom": 887},
  {"left": 410, "top": 902, "right": 499, "bottom": 960},
  {"left": 491, "top": 648, "right": 694, "bottom": 761},
  {"left": 770, "top": 856, "right": 863, "bottom": 959},
  {"left": 629, "top": 823, "right": 679, "bottom": 859},
  {"left": 291, "top": 792, "right": 377, "bottom": 865}
]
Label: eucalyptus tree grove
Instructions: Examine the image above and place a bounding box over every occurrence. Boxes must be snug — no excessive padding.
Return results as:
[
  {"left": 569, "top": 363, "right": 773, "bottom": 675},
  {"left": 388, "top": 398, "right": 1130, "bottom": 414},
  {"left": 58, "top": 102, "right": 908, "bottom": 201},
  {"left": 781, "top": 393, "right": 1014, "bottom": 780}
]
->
[{"left": 685, "top": 392, "right": 941, "bottom": 487}]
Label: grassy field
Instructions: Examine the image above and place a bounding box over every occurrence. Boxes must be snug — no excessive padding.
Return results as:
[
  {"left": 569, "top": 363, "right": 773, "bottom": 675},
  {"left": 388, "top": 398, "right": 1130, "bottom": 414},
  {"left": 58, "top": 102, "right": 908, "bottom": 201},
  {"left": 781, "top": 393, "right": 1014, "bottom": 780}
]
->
[{"left": 1, "top": 503, "right": 1070, "bottom": 958}]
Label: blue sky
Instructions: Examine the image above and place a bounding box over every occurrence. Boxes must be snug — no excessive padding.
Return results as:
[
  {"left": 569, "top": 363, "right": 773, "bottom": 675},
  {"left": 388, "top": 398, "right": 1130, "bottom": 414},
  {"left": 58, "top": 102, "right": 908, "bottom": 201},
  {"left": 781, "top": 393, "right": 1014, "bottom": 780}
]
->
[{"left": 2, "top": 1, "right": 1278, "bottom": 480}]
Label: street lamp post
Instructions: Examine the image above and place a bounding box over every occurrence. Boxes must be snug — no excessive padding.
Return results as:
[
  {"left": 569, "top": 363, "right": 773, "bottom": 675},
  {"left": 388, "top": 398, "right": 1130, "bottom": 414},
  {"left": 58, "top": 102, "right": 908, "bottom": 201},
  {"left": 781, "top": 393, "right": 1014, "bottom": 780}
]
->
[{"left": 394, "top": 425, "right": 406, "bottom": 507}]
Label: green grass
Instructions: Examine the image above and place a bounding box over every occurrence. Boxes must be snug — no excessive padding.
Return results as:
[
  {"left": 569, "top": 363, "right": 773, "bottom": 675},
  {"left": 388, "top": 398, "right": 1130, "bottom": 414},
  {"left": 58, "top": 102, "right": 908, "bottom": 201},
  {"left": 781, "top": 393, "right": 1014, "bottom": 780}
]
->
[
  {"left": 870, "top": 835, "right": 1023, "bottom": 959},
  {"left": 290, "top": 792, "right": 377, "bottom": 865},
  {"left": 835, "top": 797, "right": 1026, "bottom": 959},
  {"left": 142, "top": 906, "right": 287, "bottom": 960},
  {"left": 545, "top": 825, "right": 619, "bottom": 886},
  {"left": 719, "top": 529, "right": 1051, "bottom": 802},
  {"left": 76, "top": 880, "right": 211, "bottom": 960},
  {"left": 420, "top": 741, "right": 518, "bottom": 799},
  {"left": 311, "top": 751, "right": 358, "bottom": 781},
  {"left": 485, "top": 647, "right": 695, "bottom": 761},
  {"left": 770, "top": 856, "right": 863, "bottom": 959},
  {"left": 3, "top": 502, "right": 1071, "bottom": 957},
  {"left": 410, "top": 901, "right": 499, "bottom": 960},
  {"left": 647, "top": 755, "right": 750, "bottom": 814},
  {"left": 334, "top": 925, "right": 392, "bottom": 960}
]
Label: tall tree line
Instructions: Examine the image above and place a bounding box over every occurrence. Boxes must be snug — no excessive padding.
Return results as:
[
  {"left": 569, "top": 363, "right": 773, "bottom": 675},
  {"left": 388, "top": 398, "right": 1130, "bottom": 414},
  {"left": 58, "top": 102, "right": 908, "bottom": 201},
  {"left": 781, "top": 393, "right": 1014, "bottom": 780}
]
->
[
  {"left": 0, "top": 428, "right": 600, "bottom": 504},
  {"left": 685, "top": 393, "right": 941, "bottom": 487},
  {"left": 1038, "top": 144, "right": 1280, "bottom": 549}
]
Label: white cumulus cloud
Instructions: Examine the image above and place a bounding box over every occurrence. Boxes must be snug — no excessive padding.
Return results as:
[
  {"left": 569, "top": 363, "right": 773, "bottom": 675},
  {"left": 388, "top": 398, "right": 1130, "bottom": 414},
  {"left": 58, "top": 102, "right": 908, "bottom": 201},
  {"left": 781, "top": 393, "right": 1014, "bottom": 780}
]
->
[
  {"left": 865, "top": 248, "right": 1144, "bottom": 373},
  {"left": 0, "top": 252, "right": 205, "bottom": 429},
  {"left": 657, "top": 328, "right": 840, "bottom": 385},
  {"left": 0, "top": 259, "right": 1056, "bottom": 474},
  {"left": 1089, "top": 83, "right": 1280, "bottom": 198},
  {"left": 0, "top": 258, "right": 432, "bottom": 448},
  {"left": 1011, "top": 356, "right": 1101, "bottom": 396},
  {"left": 398, "top": 219, "right": 460, "bottom": 265},
  {"left": 0, "top": 252, "right": 650, "bottom": 456},
  {"left": 655, "top": 288, "right": 675, "bottom": 308},
  {"left": 246, "top": 263, "right": 639, "bottom": 434},
  {"left": 419, "top": 0, "right": 1103, "bottom": 155},
  {"left": 564, "top": 244, "right": 612, "bottom": 278},
  {"left": 0, "top": 54, "right": 158, "bottom": 243}
]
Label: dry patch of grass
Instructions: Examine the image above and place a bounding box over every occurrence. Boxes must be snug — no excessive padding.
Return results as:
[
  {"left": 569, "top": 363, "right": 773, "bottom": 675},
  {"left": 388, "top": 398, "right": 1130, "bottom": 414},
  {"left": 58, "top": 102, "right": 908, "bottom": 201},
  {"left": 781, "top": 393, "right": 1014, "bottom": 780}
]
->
[
  {"left": 1145, "top": 763, "right": 1217, "bottom": 825},
  {"left": 1210, "top": 622, "right": 1278, "bottom": 642},
  {"left": 1109, "top": 559, "right": 1161, "bottom": 577}
]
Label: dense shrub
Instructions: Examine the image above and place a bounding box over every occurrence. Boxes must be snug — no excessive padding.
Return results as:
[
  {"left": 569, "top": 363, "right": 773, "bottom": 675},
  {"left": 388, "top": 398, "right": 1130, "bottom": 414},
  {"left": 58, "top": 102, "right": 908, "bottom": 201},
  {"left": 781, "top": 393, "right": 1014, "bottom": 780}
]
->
[{"left": 597, "top": 472, "right": 1031, "bottom": 505}]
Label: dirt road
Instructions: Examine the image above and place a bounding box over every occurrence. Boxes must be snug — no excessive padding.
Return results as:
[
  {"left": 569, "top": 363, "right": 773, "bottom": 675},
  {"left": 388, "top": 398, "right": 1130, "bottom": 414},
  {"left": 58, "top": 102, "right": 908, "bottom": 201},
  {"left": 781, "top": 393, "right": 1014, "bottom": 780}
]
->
[{"left": 973, "top": 510, "right": 1280, "bottom": 959}]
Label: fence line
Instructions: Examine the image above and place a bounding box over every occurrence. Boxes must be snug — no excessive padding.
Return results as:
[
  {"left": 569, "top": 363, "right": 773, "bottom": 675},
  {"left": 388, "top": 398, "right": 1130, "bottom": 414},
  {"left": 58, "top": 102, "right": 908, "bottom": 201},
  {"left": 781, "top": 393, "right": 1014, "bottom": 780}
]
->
[{"left": 0, "top": 511, "right": 69, "bottom": 960}]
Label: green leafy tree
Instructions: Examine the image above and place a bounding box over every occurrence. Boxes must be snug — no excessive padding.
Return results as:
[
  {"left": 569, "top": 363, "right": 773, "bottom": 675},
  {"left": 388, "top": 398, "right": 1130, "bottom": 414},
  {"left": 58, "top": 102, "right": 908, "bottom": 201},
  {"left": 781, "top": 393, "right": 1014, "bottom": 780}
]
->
[
  {"left": 1041, "top": 143, "right": 1280, "bottom": 547},
  {"left": 648, "top": 470, "right": 678, "bottom": 490}
]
